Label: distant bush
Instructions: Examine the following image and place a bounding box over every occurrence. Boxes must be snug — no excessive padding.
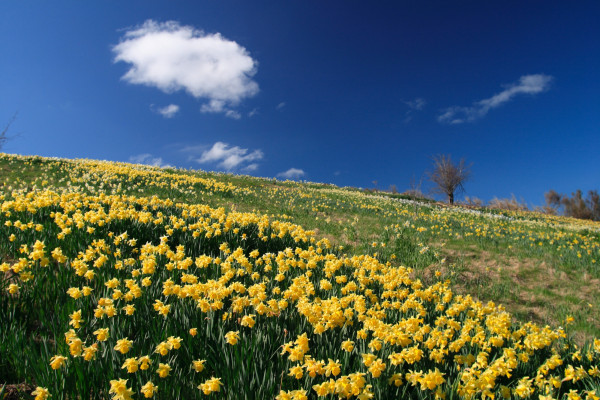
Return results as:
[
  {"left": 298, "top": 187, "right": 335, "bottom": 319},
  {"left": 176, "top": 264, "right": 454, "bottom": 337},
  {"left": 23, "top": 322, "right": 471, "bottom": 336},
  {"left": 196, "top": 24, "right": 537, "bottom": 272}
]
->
[
  {"left": 400, "top": 189, "right": 433, "bottom": 202},
  {"left": 545, "top": 189, "right": 600, "bottom": 221},
  {"left": 462, "top": 196, "right": 484, "bottom": 208},
  {"left": 488, "top": 194, "right": 529, "bottom": 211}
]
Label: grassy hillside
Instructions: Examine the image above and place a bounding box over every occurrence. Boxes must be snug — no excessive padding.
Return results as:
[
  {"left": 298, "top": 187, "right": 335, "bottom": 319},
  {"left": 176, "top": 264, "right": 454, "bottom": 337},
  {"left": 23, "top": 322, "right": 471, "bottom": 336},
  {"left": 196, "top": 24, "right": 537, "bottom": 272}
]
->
[{"left": 1, "top": 153, "right": 599, "bottom": 399}]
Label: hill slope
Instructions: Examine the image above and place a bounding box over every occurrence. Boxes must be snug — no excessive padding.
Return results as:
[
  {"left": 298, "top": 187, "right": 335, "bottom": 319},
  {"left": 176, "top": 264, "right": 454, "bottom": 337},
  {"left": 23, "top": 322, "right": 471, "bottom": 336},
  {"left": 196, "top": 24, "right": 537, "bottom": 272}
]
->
[{"left": 1, "top": 153, "right": 599, "bottom": 399}]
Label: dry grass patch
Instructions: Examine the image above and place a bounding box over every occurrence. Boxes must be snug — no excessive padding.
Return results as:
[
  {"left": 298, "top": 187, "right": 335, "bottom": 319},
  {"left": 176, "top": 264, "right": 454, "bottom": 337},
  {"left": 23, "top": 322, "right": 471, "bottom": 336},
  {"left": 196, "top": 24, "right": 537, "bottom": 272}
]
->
[{"left": 440, "top": 244, "right": 600, "bottom": 342}]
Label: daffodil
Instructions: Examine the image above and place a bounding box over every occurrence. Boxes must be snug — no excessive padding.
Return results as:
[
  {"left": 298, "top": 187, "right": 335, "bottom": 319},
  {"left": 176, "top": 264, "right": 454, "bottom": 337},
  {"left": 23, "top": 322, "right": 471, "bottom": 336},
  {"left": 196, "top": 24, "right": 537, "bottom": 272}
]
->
[
  {"left": 49, "top": 355, "right": 67, "bottom": 370},
  {"left": 157, "top": 363, "right": 171, "bottom": 378},
  {"left": 31, "top": 387, "right": 51, "bottom": 400},
  {"left": 192, "top": 359, "right": 206, "bottom": 372},
  {"left": 114, "top": 338, "right": 133, "bottom": 354},
  {"left": 225, "top": 330, "right": 240, "bottom": 345},
  {"left": 109, "top": 379, "right": 134, "bottom": 400},
  {"left": 140, "top": 381, "right": 158, "bottom": 398}
]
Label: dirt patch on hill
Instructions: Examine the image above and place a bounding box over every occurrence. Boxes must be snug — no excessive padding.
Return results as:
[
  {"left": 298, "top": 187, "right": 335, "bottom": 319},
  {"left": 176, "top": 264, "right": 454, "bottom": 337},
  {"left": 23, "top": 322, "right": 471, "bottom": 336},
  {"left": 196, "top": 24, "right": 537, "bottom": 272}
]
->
[{"left": 436, "top": 245, "right": 600, "bottom": 342}]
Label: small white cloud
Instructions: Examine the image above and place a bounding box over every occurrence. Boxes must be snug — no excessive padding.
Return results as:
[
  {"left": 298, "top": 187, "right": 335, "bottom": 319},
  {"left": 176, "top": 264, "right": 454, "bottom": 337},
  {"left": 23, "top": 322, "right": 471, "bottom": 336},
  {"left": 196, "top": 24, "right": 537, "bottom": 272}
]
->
[
  {"left": 151, "top": 104, "right": 180, "bottom": 118},
  {"left": 113, "top": 20, "right": 258, "bottom": 118},
  {"left": 242, "top": 163, "right": 259, "bottom": 173},
  {"left": 129, "top": 153, "right": 173, "bottom": 168},
  {"left": 195, "top": 141, "right": 263, "bottom": 171},
  {"left": 404, "top": 98, "right": 426, "bottom": 111},
  {"left": 199, "top": 99, "right": 241, "bottom": 119},
  {"left": 403, "top": 98, "right": 426, "bottom": 123},
  {"left": 248, "top": 108, "right": 258, "bottom": 117},
  {"left": 438, "top": 74, "right": 553, "bottom": 124},
  {"left": 276, "top": 102, "right": 286, "bottom": 110},
  {"left": 277, "top": 168, "right": 305, "bottom": 180},
  {"left": 225, "top": 110, "right": 241, "bottom": 120}
]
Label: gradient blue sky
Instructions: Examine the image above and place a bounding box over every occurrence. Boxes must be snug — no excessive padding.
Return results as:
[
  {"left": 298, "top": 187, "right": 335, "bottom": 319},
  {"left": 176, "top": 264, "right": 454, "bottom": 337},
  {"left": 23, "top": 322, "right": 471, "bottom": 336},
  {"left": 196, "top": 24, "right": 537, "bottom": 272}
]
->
[{"left": 1, "top": 1, "right": 598, "bottom": 206}]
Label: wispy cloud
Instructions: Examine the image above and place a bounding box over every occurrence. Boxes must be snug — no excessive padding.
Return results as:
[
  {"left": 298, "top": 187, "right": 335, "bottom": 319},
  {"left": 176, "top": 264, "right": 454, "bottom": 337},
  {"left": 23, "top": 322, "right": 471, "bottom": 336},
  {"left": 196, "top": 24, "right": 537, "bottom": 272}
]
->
[
  {"left": 193, "top": 141, "right": 263, "bottom": 171},
  {"left": 199, "top": 100, "right": 241, "bottom": 119},
  {"left": 151, "top": 104, "right": 180, "bottom": 118},
  {"left": 403, "top": 97, "right": 426, "bottom": 122},
  {"left": 113, "top": 20, "right": 258, "bottom": 118},
  {"left": 129, "top": 153, "right": 173, "bottom": 168},
  {"left": 277, "top": 168, "right": 305, "bottom": 180},
  {"left": 404, "top": 98, "right": 426, "bottom": 111},
  {"left": 438, "top": 74, "right": 553, "bottom": 124},
  {"left": 276, "top": 102, "right": 286, "bottom": 110}
]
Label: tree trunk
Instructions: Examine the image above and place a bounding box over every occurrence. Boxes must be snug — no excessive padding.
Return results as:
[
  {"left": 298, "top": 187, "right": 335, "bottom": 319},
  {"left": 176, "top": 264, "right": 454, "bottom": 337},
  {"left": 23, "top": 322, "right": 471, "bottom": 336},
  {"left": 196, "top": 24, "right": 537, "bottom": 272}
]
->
[{"left": 448, "top": 192, "right": 454, "bottom": 205}]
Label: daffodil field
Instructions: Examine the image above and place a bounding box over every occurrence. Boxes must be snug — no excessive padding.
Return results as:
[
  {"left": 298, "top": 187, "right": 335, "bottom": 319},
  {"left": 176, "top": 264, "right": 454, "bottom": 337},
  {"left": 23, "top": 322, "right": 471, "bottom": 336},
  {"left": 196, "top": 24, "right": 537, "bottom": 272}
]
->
[{"left": 1, "top": 154, "right": 599, "bottom": 400}]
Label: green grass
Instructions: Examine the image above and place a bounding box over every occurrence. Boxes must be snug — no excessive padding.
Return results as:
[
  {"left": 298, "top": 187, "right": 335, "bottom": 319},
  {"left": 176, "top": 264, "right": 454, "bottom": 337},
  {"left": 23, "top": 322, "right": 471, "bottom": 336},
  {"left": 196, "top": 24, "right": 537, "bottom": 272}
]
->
[{"left": 1, "top": 153, "right": 600, "bottom": 399}]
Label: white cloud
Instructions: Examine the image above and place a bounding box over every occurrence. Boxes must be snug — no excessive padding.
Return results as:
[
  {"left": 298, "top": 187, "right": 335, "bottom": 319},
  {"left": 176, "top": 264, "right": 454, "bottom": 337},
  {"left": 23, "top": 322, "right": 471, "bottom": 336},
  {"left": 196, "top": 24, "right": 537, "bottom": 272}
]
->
[
  {"left": 242, "top": 163, "right": 259, "bottom": 172},
  {"left": 152, "top": 104, "right": 180, "bottom": 118},
  {"left": 438, "top": 74, "right": 553, "bottom": 124},
  {"left": 113, "top": 20, "right": 258, "bottom": 117},
  {"left": 195, "top": 141, "right": 263, "bottom": 171},
  {"left": 248, "top": 108, "right": 258, "bottom": 117},
  {"left": 276, "top": 102, "right": 286, "bottom": 110},
  {"left": 198, "top": 99, "right": 241, "bottom": 119},
  {"left": 403, "top": 97, "right": 426, "bottom": 122},
  {"left": 404, "top": 98, "right": 426, "bottom": 111},
  {"left": 129, "top": 153, "right": 173, "bottom": 168},
  {"left": 277, "top": 168, "right": 305, "bottom": 180}
]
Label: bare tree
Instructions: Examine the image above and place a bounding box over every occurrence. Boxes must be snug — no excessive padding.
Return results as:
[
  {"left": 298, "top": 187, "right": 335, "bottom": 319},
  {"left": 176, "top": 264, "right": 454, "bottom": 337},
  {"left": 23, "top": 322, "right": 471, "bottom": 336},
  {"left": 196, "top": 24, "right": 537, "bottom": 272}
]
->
[
  {"left": 544, "top": 189, "right": 562, "bottom": 210},
  {"left": 1, "top": 112, "right": 18, "bottom": 151},
  {"left": 544, "top": 189, "right": 600, "bottom": 221},
  {"left": 427, "top": 154, "right": 471, "bottom": 205},
  {"left": 405, "top": 174, "right": 425, "bottom": 216}
]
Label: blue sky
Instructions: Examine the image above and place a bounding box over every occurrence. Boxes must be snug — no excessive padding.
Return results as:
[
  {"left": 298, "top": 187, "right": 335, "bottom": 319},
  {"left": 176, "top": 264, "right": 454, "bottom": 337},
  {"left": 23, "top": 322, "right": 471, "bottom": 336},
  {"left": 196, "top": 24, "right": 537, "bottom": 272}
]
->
[{"left": 1, "top": 1, "right": 598, "bottom": 206}]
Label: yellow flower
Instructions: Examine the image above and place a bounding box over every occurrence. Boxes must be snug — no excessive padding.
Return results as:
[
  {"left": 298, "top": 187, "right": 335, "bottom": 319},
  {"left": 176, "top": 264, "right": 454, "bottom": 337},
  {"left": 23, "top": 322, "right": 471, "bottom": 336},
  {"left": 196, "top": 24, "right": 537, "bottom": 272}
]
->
[
  {"left": 514, "top": 377, "right": 533, "bottom": 398},
  {"left": 158, "top": 304, "right": 171, "bottom": 318},
  {"left": 289, "top": 365, "right": 304, "bottom": 379},
  {"left": 114, "top": 338, "right": 133, "bottom": 354},
  {"left": 419, "top": 368, "right": 445, "bottom": 391},
  {"left": 362, "top": 353, "right": 376, "bottom": 367},
  {"left": 140, "top": 381, "right": 158, "bottom": 398},
  {"left": 167, "top": 336, "right": 182, "bottom": 349},
  {"left": 155, "top": 341, "right": 171, "bottom": 356},
  {"left": 325, "top": 359, "right": 341, "bottom": 377},
  {"left": 66, "top": 287, "right": 82, "bottom": 299},
  {"left": 198, "top": 377, "right": 223, "bottom": 395},
  {"left": 225, "top": 330, "right": 240, "bottom": 345},
  {"left": 368, "top": 358, "right": 386, "bottom": 378},
  {"left": 193, "top": 359, "right": 206, "bottom": 372},
  {"left": 68, "top": 338, "right": 83, "bottom": 357},
  {"left": 241, "top": 314, "right": 256, "bottom": 328},
  {"left": 31, "top": 387, "right": 51, "bottom": 400},
  {"left": 277, "top": 390, "right": 292, "bottom": 400},
  {"left": 157, "top": 363, "right": 171, "bottom": 378},
  {"left": 388, "top": 373, "right": 403, "bottom": 387},
  {"left": 122, "top": 357, "right": 139, "bottom": 373},
  {"left": 139, "top": 355, "right": 152, "bottom": 370},
  {"left": 69, "top": 309, "right": 84, "bottom": 329},
  {"left": 7, "top": 283, "right": 20, "bottom": 294},
  {"left": 123, "top": 304, "right": 135, "bottom": 315},
  {"left": 189, "top": 328, "right": 198, "bottom": 336},
  {"left": 83, "top": 343, "right": 98, "bottom": 361},
  {"left": 341, "top": 340, "right": 355, "bottom": 352},
  {"left": 94, "top": 328, "right": 109, "bottom": 341},
  {"left": 49, "top": 355, "right": 67, "bottom": 370},
  {"left": 109, "top": 379, "right": 134, "bottom": 400}
]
